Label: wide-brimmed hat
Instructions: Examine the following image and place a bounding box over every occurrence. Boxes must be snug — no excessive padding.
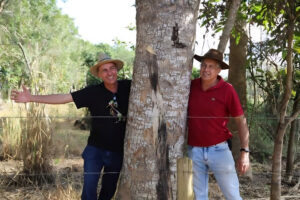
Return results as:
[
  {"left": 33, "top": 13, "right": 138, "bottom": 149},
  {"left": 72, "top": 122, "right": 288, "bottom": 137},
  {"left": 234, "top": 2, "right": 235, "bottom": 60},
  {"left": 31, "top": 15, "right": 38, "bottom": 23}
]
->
[
  {"left": 194, "top": 49, "right": 229, "bottom": 69},
  {"left": 90, "top": 53, "right": 124, "bottom": 77}
]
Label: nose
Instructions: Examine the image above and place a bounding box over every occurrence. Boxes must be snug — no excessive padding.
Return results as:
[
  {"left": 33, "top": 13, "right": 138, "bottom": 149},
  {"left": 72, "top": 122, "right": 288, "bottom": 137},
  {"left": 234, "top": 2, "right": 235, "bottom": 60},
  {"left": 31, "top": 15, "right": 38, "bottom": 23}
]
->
[{"left": 107, "top": 69, "right": 114, "bottom": 75}]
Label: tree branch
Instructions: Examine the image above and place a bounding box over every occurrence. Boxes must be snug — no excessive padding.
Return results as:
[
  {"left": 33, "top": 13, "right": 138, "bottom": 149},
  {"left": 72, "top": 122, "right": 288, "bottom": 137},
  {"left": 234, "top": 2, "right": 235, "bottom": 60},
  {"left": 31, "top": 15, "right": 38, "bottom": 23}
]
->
[
  {"left": 218, "top": 0, "right": 241, "bottom": 53},
  {"left": 17, "top": 42, "right": 32, "bottom": 79},
  {"left": 0, "top": 0, "right": 7, "bottom": 14}
]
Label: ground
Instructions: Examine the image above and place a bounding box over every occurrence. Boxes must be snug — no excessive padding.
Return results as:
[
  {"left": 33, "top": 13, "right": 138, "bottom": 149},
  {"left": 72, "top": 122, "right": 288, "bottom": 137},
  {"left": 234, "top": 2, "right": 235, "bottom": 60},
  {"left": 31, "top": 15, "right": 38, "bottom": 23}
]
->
[
  {"left": 0, "top": 158, "right": 299, "bottom": 200},
  {"left": 0, "top": 107, "right": 299, "bottom": 200}
]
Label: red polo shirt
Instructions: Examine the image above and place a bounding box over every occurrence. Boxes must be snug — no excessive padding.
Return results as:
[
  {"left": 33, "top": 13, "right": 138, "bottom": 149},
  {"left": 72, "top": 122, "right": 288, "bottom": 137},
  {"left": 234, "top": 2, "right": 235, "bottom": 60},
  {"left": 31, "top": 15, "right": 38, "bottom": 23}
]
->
[{"left": 188, "top": 76, "right": 244, "bottom": 147}]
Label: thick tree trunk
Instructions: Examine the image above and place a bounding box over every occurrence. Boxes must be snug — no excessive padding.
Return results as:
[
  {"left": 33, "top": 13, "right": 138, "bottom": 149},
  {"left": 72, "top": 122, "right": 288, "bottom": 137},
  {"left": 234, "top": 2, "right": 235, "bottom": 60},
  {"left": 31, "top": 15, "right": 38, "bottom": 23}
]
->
[
  {"left": 227, "top": 18, "right": 253, "bottom": 178},
  {"left": 116, "top": 0, "right": 200, "bottom": 199}
]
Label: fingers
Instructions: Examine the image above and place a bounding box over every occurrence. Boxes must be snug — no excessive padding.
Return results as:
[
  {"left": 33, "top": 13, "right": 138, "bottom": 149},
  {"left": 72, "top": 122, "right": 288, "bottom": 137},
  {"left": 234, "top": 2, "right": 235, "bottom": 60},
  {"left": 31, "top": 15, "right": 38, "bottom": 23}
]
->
[
  {"left": 22, "top": 84, "right": 28, "bottom": 92},
  {"left": 10, "top": 86, "right": 29, "bottom": 103},
  {"left": 10, "top": 90, "right": 19, "bottom": 100},
  {"left": 238, "top": 162, "right": 249, "bottom": 175}
]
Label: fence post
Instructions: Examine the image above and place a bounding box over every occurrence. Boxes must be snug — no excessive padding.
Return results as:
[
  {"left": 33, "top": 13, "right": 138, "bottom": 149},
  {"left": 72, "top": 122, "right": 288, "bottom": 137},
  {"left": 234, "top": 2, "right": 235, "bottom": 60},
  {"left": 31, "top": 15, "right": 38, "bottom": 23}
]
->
[{"left": 177, "top": 157, "right": 194, "bottom": 200}]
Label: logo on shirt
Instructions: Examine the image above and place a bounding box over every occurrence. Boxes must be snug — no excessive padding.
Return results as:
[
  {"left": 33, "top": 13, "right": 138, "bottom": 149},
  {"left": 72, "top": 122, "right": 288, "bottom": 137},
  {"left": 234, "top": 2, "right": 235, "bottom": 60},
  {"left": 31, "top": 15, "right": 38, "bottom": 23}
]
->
[{"left": 107, "top": 95, "right": 124, "bottom": 123}]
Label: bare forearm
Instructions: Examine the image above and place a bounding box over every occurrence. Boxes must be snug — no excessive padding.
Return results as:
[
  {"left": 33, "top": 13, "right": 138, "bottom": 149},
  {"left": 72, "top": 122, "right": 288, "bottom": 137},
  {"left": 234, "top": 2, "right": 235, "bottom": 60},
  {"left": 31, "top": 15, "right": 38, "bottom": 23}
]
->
[
  {"left": 235, "top": 115, "right": 249, "bottom": 148},
  {"left": 30, "top": 94, "right": 73, "bottom": 104}
]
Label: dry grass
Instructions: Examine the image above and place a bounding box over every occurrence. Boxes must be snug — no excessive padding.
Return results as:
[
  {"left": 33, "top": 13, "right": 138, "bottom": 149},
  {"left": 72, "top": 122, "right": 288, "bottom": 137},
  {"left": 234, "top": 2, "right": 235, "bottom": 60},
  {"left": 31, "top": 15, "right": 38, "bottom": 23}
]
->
[
  {"left": 0, "top": 102, "right": 23, "bottom": 160},
  {"left": 19, "top": 102, "right": 53, "bottom": 184}
]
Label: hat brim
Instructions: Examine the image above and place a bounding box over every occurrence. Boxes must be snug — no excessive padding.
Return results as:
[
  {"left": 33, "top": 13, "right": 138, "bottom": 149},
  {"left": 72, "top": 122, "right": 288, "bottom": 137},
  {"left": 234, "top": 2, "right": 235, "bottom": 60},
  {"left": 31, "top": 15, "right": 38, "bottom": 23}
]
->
[
  {"left": 90, "top": 59, "right": 124, "bottom": 77},
  {"left": 194, "top": 55, "right": 229, "bottom": 69}
]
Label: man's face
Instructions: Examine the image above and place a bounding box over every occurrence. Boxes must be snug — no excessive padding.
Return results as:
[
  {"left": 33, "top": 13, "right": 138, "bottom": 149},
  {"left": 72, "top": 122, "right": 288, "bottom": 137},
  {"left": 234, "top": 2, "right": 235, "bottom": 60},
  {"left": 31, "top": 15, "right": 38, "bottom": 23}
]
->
[
  {"left": 97, "top": 62, "right": 118, "bottom": 85},
  {"left": 200, "top": 58, "right": 221, "bottom": 82}
]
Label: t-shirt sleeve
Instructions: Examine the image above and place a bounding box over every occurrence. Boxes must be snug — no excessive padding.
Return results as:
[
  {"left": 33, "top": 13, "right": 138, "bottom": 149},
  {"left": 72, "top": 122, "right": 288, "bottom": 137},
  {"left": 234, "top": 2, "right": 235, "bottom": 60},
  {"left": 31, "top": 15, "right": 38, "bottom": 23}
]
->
[
  {"left": 227, "top": 85, "right": 244, "bottom": 117},
  {"left": 71, "top": 86, "right": 93, "bottom": 109}
]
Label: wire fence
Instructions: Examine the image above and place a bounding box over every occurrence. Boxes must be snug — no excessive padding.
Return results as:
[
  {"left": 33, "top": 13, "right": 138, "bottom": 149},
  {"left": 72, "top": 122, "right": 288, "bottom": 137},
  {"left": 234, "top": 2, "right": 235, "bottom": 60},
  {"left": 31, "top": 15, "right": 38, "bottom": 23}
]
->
[{"left": 0, "top": 115, "right": 299, "bottom": 199}]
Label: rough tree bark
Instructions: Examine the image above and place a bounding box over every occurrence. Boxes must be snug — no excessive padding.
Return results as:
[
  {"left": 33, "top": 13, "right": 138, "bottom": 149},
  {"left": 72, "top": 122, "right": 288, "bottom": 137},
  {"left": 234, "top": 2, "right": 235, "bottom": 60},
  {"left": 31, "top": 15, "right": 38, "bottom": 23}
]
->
[{"left": 116, "top": 0, "right": 200, "bottom": 199}]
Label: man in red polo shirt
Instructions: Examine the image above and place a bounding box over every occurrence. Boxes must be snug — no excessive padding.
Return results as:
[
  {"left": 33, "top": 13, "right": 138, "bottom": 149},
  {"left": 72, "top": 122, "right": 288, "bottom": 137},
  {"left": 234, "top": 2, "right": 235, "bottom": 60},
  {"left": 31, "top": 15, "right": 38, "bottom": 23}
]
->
[{"left": 188, "top": 49, "right": 250, "bottom": 200}]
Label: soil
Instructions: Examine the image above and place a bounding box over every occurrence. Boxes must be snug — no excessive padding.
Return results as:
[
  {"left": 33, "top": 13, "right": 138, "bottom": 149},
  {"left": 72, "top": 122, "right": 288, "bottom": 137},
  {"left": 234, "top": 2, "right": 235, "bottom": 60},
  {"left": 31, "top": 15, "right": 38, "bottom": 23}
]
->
[{"left": 0, "top": 159, "right": 299, "bottom": 200}]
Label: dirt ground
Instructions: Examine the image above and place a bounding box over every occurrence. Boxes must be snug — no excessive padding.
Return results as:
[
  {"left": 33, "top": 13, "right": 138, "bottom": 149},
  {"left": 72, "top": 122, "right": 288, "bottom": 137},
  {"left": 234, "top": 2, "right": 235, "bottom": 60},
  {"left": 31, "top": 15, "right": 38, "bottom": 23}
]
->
[{"left": 0, "top": 159, "right": 299, "bottom": 200}]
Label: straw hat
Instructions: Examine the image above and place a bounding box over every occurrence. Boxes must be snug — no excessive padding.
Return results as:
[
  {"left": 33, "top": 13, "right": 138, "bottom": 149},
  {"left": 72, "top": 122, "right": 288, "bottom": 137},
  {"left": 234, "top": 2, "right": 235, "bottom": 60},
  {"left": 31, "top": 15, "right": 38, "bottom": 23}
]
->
[
  {"left": 90, "top": 53, "right": 124, "bottom": 77},
  {"left": 194, "top": 49, "right": 229, "bottom": 69}
]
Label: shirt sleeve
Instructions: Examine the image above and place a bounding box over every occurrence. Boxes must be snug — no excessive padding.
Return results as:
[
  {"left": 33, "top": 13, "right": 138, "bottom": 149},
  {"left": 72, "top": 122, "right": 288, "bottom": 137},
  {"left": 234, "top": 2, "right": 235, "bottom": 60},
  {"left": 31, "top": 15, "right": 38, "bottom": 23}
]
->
[
  {"left": 227, "top": 85, "right": 244, "bottom": 117},
  {"left": 71, "top": 86, "right": 94, "bottom": 109}
]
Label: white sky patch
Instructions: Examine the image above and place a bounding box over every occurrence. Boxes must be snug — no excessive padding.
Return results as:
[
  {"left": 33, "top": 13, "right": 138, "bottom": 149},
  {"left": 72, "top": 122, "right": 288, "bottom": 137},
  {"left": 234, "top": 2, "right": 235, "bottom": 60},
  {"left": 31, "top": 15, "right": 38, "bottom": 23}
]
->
[
  {"left": 57, "top": 1, "right": 264, "bottom": 78},
  {"left": 57, "top": 0, "right": 136, "bottom": 45}
]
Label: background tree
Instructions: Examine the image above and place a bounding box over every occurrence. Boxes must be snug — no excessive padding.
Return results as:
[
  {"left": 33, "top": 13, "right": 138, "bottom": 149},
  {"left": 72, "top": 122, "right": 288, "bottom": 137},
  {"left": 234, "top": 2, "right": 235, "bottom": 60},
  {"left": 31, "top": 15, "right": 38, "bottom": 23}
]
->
[{"left": 247, "top": 0, "right": 300, "bottom": 198}]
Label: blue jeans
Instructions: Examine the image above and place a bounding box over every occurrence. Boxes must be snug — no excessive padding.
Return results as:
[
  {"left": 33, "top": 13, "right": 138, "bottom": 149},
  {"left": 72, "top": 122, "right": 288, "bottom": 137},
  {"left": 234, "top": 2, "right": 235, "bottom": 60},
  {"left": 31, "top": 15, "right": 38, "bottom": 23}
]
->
[
  {"left": 81, "top": 145, "right": 123, "bottom": 200},
  {"left": 188, "top": 142, "right": 242, "bottom": 200}
]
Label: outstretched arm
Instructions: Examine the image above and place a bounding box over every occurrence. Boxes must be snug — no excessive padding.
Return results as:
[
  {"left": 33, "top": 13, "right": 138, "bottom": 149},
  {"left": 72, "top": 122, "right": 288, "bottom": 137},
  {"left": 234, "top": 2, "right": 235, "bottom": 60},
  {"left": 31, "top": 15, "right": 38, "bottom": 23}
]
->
[
  {"left": 11, "top": 85, "right": 73, "bottom": 104},
  {"left": 234, "top": 115, "right": 250, "bottom": 175}
]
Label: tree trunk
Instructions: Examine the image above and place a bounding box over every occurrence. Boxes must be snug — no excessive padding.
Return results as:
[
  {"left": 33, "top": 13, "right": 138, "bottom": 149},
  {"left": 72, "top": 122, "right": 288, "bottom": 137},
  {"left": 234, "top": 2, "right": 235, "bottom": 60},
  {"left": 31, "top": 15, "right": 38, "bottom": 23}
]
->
[
  {"left": 227, "top": 17, "right": 253, "bottom": 178},
  {"left": 286, "top": 88, "right": 300, "bottom": 178},
  {"left": 116, "top": 0, "right": 200, "bottom": 199},
  {"left": 285, "top": 117, "right": 298, "bottom": 179},
  {"left": 271, "top": 123, "right": 288, "bottom": 200},
  {"left": 217, "top": 0, "right": 241, "bottom": 53},
  {"left": 270, "top": 0, "right": 295, "bottom": 198}
]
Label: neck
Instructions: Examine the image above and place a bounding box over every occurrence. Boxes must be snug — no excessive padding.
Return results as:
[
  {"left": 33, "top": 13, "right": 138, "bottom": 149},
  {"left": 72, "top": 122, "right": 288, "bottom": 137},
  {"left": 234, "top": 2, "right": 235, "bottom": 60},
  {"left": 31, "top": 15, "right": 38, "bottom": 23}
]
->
[
  {"left": 104, "top": 82, "right": 118, "bottom": 93},
  {"left": 201, "top": 77, "right": 219, "bottom": 91}
]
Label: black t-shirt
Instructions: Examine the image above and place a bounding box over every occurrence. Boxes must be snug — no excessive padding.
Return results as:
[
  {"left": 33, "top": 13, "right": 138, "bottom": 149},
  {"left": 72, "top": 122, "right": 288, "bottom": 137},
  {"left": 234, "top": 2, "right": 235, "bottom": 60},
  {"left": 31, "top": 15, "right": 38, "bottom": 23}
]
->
[{"left": 71, "top": 80, "right": 131, "bottom": 152}]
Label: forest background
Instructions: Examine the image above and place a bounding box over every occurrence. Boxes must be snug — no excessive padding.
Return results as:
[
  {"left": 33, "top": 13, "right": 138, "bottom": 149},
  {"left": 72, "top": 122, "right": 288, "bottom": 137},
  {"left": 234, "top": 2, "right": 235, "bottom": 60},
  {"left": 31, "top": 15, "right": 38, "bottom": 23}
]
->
[{"left": 0, "top": 0, "right": 299, "bottom": 199}]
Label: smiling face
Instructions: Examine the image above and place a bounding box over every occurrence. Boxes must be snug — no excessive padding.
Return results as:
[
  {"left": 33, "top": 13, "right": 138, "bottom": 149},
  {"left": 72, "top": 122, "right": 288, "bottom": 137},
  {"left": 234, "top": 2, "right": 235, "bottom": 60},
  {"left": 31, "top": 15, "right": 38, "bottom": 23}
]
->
[
  {"left": 97, "top": 62, "right": 118, "bottom": 86},
  {"left": 200, "top": 58, "right": 221, "bottom": 83}
]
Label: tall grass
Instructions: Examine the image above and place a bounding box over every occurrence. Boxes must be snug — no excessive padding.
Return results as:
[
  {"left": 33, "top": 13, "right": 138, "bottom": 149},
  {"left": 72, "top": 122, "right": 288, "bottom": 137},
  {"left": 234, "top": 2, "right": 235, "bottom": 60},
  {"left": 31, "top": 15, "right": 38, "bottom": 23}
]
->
[
  {"left": 20, "top": 102, "right": 53, "bottom": 183},
  {"left": 0, "top": 103, "right": 23, "bottom": 160}
]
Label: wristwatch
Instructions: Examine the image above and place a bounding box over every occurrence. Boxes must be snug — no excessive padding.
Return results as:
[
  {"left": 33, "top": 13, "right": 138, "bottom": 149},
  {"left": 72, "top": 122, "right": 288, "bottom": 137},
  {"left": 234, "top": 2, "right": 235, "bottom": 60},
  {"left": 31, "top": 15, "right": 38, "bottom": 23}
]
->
[{"left": 240, "top": 148, "right": 250, "bottom": 153}]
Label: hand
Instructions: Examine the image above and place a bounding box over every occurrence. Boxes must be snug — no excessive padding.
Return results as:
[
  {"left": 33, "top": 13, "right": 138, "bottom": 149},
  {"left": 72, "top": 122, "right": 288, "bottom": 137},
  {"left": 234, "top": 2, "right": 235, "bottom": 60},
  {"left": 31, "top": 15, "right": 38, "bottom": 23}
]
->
[
  {"left": 11, "top": 85, "right": 32, "bottom": 103},
  {"left": 237, "top": 152, "right": 250, "bottom": 175}
]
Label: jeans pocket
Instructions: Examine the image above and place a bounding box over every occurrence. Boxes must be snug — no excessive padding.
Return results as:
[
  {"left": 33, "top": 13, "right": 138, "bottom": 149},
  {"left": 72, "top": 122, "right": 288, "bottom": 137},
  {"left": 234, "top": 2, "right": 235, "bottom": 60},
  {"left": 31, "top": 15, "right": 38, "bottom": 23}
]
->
[{"left": 214, "top": 142, "right": 229, "bottom": 152}]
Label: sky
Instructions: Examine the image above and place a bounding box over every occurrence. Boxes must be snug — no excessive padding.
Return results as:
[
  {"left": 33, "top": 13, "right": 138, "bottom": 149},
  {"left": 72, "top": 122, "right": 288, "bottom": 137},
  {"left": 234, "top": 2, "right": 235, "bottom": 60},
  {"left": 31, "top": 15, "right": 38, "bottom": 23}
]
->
[
  {"left": 57, "top": 0, "right": 136, "bottom": 46},
  {"left": 56, "top": 0, "right": 263, "bottom": 76},
  {"left": 56, "top": 0, "right": 221, "bottom": 54}
]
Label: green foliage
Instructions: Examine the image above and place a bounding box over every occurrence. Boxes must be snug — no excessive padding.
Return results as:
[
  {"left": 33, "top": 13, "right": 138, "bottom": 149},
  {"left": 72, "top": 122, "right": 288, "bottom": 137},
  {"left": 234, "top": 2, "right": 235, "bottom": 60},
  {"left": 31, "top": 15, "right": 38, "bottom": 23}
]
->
[
  {"left": 0, "top": 0, "right": 88, "bottom": 97},
  {"left": 198, "top": 0, "right": 227, "bottom": 35},
  {"left": 82, "top": 41, "right": 134, "bottom": 86},
  {"left": 191, "top": 67, "right": 200, "bottom": 79}
]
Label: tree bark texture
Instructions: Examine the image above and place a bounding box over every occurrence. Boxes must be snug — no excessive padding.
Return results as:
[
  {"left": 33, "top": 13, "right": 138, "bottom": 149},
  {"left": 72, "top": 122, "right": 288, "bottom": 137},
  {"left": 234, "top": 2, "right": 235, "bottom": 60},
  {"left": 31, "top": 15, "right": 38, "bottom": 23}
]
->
[{"left": 116, "top": 0, "right": 200, "bottom": 199}]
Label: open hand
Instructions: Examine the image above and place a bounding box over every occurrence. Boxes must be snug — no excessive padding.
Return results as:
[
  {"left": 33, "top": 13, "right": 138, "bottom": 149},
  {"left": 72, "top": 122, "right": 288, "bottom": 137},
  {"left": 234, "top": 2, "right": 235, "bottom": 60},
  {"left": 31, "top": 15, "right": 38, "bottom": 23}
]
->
[
  {"left": 11, "top": 85, "right": 32, "bottom": 103},
  {"left": 237, "top": 152, "right": 250, "bottom": 175}
]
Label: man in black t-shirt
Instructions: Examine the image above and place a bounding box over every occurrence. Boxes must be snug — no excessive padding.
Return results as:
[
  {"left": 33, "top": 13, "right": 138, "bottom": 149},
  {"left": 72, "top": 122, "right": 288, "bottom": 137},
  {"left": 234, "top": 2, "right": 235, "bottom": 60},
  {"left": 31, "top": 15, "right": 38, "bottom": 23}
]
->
[{"left": 11, "top": 53, "right": 131, "bottom": 200}]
